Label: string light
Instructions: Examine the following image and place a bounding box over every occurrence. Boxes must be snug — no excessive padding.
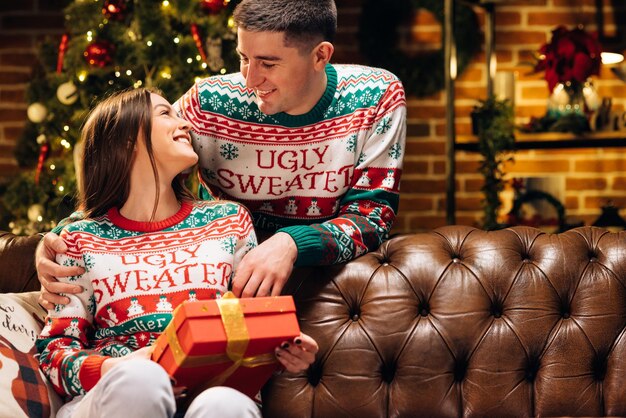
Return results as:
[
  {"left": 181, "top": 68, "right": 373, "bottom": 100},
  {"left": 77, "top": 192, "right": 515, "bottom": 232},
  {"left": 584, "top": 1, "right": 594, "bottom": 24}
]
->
[
  {"left": 87, "top": 31, "right": 93, "bottom": 42},
  {"left": 50, "top": 164, "right": 56, "bottom": 171},
  {"left": 174, "top": 37, "right": 180, "bottom": 44},
  {"left": 134, "top": 80, "right": 143, "bottom": 88},
  {"left": 147, "top": 40, "right": 153, "bottom": 47},
  {"left": 201, "top": 63, "right": 208, "bottom": 69},
  {"left": 187, "top": 58, "right": 193, "bottom": 64},
  {"left": 115, "top": 71, "right": 121, "bottom": 77},
  {"left": 196, "top": 55, "right": 201, "bottom": 61},
  {"left": 58, "top": 186, "right": 65, "bottom": 192},
  {"left": 126, "top": 69, "right": 132, "bottom": 76},
  {"left": 220, "top": 68, "right": 227, "bottom": 74},
  {"left": 78, "top": 71, "right": 87, "bottom": 82},
  {"left": 161, "top": 70, "right": 172, "bottom": 79},
  {"left": 63, "top": 125, "right": 70, "bottom": 132},
  {"left": 162, "top": 0, "right": 170, "bottom": 7}
]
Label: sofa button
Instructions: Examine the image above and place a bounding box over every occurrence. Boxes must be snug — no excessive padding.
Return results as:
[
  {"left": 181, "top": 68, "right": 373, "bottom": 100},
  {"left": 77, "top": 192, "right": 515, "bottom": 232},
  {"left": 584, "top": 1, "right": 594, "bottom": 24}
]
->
[
  {"left": 420, "top": 308, "right": 429, "bottom": 317},
  {"left": 452, "top": 258, "right": 460, "bottom": 264},
  {"left": 590, "top": 257, "right": 598, "bottom": 263},
  {"left": 352, "top": 314, "right": 360, "bottom": 321},
  {"left": 522, "top": 258, "right": 531, "bottom": 264},
  {"left": 381, "top": 362, "right": 396, "bottom": 383}
]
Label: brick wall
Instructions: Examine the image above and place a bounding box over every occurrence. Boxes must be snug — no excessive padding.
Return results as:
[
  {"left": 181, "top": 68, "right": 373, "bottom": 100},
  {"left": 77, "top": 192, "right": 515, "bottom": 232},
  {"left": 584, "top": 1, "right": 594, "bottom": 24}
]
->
[
  {"left": 0, "top": 1, "right": 65, "bottom": 178},
  {"left": 2, "top": 0, "right": 626, "bottom": 233},
  {"left": 335, "top": 0, "right": 626, "bottom": 233}
]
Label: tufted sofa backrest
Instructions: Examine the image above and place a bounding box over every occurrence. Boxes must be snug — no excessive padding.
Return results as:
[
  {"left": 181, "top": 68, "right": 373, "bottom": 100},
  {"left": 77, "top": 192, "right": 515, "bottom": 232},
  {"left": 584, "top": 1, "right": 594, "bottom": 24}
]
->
[{"left": 262, "top": 226, "right": 626, "bottom": 418}]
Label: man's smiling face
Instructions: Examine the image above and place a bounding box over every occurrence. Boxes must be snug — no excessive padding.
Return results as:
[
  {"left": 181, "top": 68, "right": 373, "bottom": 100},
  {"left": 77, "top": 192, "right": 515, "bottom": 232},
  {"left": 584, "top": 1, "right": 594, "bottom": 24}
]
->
[{"left": 237, "top": 28, "right": 322, "bottom": 116}]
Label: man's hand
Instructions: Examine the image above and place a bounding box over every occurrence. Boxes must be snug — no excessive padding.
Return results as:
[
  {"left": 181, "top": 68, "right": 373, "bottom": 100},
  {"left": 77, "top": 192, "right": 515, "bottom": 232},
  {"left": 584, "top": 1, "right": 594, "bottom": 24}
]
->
[
  {"left": 231, "top": 232, "right": 297, "bottom": 297},
  {"left": 36, "top": 232, "right": 84, "bottom": 310},
  {"left": 275, "top": 333, "right": 318, "bottom": 374}
]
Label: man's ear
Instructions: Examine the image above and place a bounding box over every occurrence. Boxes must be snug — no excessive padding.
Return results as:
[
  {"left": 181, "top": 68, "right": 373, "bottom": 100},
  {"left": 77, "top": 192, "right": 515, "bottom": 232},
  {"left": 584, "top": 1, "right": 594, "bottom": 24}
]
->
[{"left": 312, "top": 41, "right": 334, "bottom": 71}]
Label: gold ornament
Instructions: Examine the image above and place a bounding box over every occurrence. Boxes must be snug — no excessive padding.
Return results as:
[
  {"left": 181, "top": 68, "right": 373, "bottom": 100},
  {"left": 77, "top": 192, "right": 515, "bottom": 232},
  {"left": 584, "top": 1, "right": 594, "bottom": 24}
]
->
[
  {"left": 27, "top": 102, "right": 48, "bottom": 123},
  {"left": 57, "top": 81, "right": 79, "bottom": 105},
  {"left": 27, "top": 204, "right": 45, "bottom": 222}
]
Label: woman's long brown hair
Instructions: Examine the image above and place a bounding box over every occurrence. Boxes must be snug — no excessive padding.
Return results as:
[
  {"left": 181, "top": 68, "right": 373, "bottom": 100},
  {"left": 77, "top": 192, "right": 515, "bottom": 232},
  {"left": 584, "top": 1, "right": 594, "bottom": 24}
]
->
[{"left": 79, "top": 87, "right": 195, "bottom": 220}]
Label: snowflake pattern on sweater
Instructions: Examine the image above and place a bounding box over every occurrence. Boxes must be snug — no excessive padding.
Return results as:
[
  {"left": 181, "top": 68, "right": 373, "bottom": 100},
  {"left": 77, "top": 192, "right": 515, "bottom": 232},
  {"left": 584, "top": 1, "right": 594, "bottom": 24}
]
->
[
  {"left": 37, "top": 201, "right": 257, "bottom": 397},
  {"left": 176, "top": 64, "right": 406, "bottom": 266}
]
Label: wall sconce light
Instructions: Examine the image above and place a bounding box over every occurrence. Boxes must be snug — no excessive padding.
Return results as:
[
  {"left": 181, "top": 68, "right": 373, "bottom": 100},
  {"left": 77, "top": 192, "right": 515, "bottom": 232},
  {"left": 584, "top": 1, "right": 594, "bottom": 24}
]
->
[{"left": 602, "top": 52, "right": 624, "bottom": 65}]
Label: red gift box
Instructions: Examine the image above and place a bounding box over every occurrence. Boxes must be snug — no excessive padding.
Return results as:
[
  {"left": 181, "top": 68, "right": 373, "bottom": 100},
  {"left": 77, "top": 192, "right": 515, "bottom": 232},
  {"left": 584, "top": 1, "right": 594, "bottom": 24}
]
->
[{"left": 151, "top": 293, "right": 300, "bottom": 399}]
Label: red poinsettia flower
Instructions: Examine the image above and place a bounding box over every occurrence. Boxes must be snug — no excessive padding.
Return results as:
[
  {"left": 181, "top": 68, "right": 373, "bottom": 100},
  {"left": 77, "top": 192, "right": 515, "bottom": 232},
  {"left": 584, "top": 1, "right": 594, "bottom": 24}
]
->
[{"left": 534, "top": 26, "right": 602, "bottom": 91}]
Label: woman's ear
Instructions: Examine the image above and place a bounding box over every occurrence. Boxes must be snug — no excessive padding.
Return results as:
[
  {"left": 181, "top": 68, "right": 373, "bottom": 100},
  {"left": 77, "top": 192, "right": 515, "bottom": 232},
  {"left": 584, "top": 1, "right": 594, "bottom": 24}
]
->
[{"left": 312, "top": 41, "right": 334, "bottom": 71}]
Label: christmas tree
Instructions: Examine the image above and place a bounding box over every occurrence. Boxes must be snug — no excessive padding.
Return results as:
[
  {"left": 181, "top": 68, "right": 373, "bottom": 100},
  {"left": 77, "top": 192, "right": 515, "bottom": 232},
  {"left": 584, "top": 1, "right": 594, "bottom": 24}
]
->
[{"left": 1, "top": 0, "right": 239, "bottom": 235}]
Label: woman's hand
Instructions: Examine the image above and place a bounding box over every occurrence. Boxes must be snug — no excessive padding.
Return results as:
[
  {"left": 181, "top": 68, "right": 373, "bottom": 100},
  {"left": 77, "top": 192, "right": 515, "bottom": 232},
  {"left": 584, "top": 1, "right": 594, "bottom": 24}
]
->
[
  {"left": 100, "top": 346, "right": 154, "bottom": 376},
  {"left": 100, "top": 347, "right": 187, "bottom": 399},
  {"left": 274, "top": 332, "right": 318, "bottom": 374}
]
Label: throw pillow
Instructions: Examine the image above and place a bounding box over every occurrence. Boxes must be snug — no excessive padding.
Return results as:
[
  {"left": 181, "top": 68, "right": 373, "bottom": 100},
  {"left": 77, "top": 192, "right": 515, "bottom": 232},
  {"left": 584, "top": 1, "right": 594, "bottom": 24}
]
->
[{"left": 0, "top": 291, "right": 62, "bottom": 418}]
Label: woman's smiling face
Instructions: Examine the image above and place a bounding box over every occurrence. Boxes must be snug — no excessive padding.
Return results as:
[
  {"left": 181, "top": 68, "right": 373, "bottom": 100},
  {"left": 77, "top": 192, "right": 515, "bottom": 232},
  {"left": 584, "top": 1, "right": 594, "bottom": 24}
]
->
[{"left": 147, "top": 93, "right": 198, "bottom": 176}]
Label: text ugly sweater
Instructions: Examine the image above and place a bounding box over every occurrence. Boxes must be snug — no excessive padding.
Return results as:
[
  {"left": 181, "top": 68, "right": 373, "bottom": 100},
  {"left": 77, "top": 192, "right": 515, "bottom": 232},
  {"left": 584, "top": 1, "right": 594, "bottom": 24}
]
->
[
  {"left": 37, "top": 201, "right": 257, "bottom": 397},
  {"left": 175, "top": 63, "right": 406, "bottom": 266}
]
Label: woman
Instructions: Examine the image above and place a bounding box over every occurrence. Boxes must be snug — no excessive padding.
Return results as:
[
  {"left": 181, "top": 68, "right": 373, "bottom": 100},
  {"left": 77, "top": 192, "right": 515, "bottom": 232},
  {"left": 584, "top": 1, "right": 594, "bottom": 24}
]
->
[{"left": 36, "top": 88, "right": 317, "bottom": 418}]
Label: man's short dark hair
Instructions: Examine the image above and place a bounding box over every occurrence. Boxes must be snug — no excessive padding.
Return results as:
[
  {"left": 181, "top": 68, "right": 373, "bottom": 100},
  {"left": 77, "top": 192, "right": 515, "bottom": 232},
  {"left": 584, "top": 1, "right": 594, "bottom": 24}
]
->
[{"left": 233, "top": 0, "right": 337, "bottom": 51}]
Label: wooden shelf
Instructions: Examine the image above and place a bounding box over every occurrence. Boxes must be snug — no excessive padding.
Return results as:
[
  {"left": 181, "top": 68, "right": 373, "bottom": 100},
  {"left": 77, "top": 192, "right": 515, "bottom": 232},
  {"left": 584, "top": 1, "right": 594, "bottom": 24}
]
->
[{"left": 456, "top": 131, "right": 626, "bottom": 151}]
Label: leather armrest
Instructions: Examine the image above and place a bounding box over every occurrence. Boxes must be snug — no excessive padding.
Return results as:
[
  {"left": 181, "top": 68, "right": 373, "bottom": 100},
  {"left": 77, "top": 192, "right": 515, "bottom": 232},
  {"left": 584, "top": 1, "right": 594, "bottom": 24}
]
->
[{"left": 0, "top": 231, "right": 43, "bottom": 293}]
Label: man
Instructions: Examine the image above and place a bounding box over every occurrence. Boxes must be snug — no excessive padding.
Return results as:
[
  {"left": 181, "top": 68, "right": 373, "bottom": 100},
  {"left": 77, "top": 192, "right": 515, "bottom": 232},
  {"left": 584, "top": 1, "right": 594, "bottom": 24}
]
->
[{"left": 35, "top": 0, "right": 406, "bottom": 308}]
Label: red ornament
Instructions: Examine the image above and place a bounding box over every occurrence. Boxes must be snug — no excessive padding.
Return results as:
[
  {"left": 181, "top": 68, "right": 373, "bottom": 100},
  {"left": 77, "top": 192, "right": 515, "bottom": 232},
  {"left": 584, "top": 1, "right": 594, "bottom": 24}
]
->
[
  {"left": 103, "top": 0, "right": 126, "bottom": 20},
  {"left": 191, "top": 24, "right": 207, "bottom": 62},
  {"left": 200, "top": 0, "right": 226, "bottom": 14},
  {"left": 35, "top": 143, "right": 49, "bottom": 185},
  {"left": 56, "top": 33, "right": 69, "bottom": 74},
  {"left": 84, "top": 40, "right": 115, "bottom": 68}
]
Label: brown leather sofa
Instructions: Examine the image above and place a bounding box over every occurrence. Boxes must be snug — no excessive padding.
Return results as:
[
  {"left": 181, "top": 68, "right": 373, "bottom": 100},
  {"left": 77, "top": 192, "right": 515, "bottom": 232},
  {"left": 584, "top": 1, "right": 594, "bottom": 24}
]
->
[{"left": 3, "top": 226, "right": 626, "bottom": 417}]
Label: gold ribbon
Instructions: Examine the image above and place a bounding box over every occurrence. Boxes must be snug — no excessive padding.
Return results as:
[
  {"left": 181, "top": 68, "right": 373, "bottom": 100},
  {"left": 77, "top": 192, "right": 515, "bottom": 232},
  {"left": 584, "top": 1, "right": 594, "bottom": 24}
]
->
[
  {"left": 219, "top": 291, "right": 249, "bottom": 363},
  {"left": 163, "top": 292, "right": 277, "bottom": 386}
]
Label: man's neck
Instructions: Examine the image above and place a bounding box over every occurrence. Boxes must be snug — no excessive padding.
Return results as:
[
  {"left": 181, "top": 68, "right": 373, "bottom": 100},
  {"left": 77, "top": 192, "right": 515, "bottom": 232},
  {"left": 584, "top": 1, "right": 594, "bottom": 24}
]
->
[{"left": 286, "top": 67, "right": 328, "bottom": 116}]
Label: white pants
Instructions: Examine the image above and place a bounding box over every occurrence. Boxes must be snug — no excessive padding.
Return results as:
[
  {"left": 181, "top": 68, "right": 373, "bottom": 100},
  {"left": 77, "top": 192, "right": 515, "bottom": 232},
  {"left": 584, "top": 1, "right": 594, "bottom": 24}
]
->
[{"left": 56, "top": 358, "right": 262, "bottom": 418}]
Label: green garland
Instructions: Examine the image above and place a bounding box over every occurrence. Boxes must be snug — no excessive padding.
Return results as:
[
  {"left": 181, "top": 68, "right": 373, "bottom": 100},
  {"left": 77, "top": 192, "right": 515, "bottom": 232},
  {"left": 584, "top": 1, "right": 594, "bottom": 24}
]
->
[{"left": 358, "top": 0, "right": 481, "bottom": 98}]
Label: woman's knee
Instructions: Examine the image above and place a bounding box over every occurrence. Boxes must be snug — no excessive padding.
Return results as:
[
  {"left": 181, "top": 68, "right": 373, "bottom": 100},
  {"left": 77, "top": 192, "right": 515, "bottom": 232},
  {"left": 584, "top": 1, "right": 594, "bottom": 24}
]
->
[
  {"left": 105, "top": 358, "right": 172, "bottom": 396},
  {"left": 185, "top": 386, "right": 261, "bottom": 418},
  {"left": 78, "top": 358, "right": 175, "bottom": 417}
]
